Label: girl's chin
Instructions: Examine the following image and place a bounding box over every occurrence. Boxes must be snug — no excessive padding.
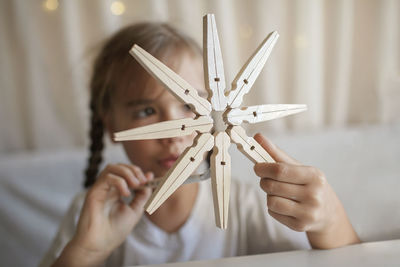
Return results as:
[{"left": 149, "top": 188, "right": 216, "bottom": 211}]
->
[{"left": 154, "top": 167, "right": 169, "bottom": 178}]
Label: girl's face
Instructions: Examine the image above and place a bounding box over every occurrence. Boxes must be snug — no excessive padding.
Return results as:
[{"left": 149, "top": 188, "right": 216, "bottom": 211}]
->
[{"left": 108, "top": 52, "right": 208, "bottom": 177}]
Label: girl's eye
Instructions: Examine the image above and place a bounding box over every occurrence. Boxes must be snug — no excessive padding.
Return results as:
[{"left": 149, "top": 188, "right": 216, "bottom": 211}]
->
[
  {"left": 136, "top": 107, "right": 156, "bottom": 118},
  {"left": 184, "top": 104, "right": 192, "bottom": 112}
]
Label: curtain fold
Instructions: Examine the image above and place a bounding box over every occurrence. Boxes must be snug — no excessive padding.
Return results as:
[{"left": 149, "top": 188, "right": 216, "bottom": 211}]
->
[{"left": 0, "top": 0, "right": 399, "bottom": 153}]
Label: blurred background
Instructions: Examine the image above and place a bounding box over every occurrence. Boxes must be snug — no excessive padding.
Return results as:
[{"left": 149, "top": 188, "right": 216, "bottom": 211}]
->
[
  {"left": 0, "top": 0, "right": 399, "bottom": 154},
  {"left": 0, "top": 1, "right": 400, "bottom": 266}
]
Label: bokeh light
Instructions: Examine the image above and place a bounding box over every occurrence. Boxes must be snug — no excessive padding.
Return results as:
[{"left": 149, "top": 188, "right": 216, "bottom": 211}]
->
[
  {"left": 111, "top": 1, "right": 126, "bottom": 16},
  {"left": 43, "top": 0, "right": 59, "bottom": 11}
]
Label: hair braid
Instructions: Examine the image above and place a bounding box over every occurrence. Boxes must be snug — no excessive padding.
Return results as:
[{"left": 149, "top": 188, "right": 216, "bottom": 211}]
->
[{"left": 83, "top": 98, "right": 105, "bottom": 188}]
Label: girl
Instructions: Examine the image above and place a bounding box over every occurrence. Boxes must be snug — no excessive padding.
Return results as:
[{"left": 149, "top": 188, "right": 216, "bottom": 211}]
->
[{"left": 41, "top": 22, "right": 359, "bottom": 267}]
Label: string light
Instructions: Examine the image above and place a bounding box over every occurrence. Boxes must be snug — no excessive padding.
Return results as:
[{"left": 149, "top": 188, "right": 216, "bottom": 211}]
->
[
  {"left": 111, "top": 1, "right": 125, "bottom": 16},
  {"left": 43, "top": 0, "right": 59, "bottom": 11}
]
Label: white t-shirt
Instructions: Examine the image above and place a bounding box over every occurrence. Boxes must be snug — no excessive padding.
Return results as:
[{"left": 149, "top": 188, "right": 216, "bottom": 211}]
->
[{"left": 40, "top": 179, "right": 310, "bottom": 266}]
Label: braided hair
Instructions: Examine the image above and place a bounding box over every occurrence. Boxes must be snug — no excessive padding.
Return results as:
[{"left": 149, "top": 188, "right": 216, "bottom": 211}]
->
[
  {"left": 84, "top": 23, "right": 202, "bottom": 188},
  {"left": 84, "top": 99, "right": 105, "bottom": 188}
]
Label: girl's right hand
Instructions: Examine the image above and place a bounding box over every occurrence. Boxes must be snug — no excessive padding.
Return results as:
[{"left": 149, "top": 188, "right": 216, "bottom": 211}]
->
[{"left": 55, "top": 164, "right": 153, "bottom": 267}]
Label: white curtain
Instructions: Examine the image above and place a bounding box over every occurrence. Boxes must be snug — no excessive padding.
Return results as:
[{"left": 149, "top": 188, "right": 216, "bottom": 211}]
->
[{"left": 0, "top": 0, "right": 399, "bottom": 154}]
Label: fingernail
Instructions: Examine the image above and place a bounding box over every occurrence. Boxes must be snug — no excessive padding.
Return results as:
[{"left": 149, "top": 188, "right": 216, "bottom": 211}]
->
[
  {"left": 266, "top": 138, "right": 276, "bottom": 150},
  {"left": 254, "top": 134, "right": 275, "bottom": 150},
  {"left": 147, "top": 172, "right": 154, "bottom": 180},
  {"left": 260, "top": 135, "right": 275, "bottom": 150}
]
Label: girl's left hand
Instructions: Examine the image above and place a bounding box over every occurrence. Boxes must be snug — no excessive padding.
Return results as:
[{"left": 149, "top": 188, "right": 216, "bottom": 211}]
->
[{"left": 253, "top": 133, "right": 360, "bottom": 249}]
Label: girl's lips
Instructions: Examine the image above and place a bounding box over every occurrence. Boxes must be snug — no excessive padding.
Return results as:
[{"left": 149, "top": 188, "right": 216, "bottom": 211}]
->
[{"left": 159, "top": 156, "right": 179, "bottom": 168}]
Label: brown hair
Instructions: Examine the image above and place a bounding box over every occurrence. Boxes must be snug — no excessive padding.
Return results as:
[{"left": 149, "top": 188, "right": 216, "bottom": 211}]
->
[{"left": 84, "top": 22, "right": 201, "bottom": 188}]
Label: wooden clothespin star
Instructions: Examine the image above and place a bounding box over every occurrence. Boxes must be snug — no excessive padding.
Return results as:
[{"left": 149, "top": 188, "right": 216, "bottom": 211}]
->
[{"left": 114, "top": 14, "right": 307, "bottom": 229}]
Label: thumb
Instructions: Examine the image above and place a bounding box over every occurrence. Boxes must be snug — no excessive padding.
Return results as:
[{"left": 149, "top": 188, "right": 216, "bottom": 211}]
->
[{"left": 253, "top": 133, "right": 299, "bottom": 165}]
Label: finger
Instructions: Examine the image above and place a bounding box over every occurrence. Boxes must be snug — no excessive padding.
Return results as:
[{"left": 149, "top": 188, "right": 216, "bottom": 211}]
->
[
  {"left": 130, "top": 187, "right": 152, "bottom": 211},
  {"left": 105, "top": 173, "right": 131, "bottom": 197},
  {"left": 120, "top": 164, "right": 148, "bottom": 184},
  {"left": 260, "top": 178, "right": 305, "bottom": 202},
  {"left": 254, "top": 133, "right": 299, "bottom": 165},
  {"left": 267, "top": 194, "right": 301, "bottom": 218},
  {"left": 254, "top": 162, "right": 314, "bottom": 185},
  {"left": 103, "top": 164, "right": 140, "bottom": 188},
  {"left": 145, "top": 171, "right": 154, "bottom": 181},
  {"left": 268, "top": 210, "right": 309, "bottom": 232}
]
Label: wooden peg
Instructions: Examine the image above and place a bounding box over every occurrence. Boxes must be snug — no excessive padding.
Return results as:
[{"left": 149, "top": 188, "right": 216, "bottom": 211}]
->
[
  {"left": 145, "top": 133, "right": 214, "bottom": 214},
  {"left": 130, "top": 45, "right": 212, "bottom": 116},
  {"left": 226, "top": 104, "right": 307, "bottom": 125},
  {"left": 113, "top": 116, "right": 213, "bottom": 141},
  {"left": 227, "top": 125, "right": 274, "bottom": 163},
  {"left": 227, "top": 31, "right": 279, "bottom": 108},
  {"left": 203, "top": 14, "right": 228, "bottom": 111},
  {"left": 210, "top": 131, "right": 231, "bottom": 229}
]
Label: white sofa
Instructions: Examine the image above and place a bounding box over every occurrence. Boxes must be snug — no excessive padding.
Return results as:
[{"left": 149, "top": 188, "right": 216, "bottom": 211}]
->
[{"left": 1, "top": 123, "right": 399, "bottom": 266}]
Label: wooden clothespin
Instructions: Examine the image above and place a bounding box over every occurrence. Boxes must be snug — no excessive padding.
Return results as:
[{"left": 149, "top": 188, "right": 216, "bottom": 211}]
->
[
  {"left": 210, "top": 131, "right": 231, "bottom": 229},
  {"left": 227, "top": 125, "right": 274, "bottom": 163},
  {"left": 227, "top": 31, "right": 279, "bottom": 108},
  {"left": 114, "top": 116, "right": 213, "bottom": 141},
  {"left": 226, "top": 104, "right": 307, "bottom": 125},
  {"left": 145, "top": 133, "right": 214, "bottom": 214},
  {"left": 131, "top": 45, "right": 212, "bottom": 116},
  {"left": 203, "top": 14, "right": 228, "bottom": 111}
]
